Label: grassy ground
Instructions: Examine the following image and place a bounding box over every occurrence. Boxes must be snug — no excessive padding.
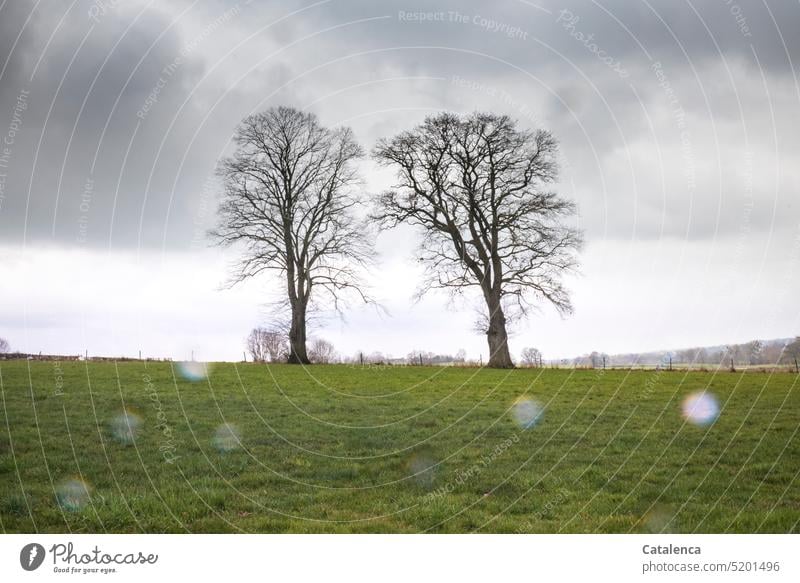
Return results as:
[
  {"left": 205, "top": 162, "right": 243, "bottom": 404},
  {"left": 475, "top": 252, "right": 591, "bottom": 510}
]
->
[{"left": 1, "top": 360, "right": 798, "bottom": 533}]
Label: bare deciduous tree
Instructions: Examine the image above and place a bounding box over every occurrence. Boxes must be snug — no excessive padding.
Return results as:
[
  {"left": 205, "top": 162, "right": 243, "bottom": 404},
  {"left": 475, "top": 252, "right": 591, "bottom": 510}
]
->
[
  {"left": 782, "top": 337, "right": 800, "bottom": 366},
  {"left": 308, "top": 338, "right": 336, "bottom": 364},
  {"left": 407, "top": 350, "right": 434, "bottom": 366},
  {"left": 745, "top": 340, "right": 763, "bottom": 365},
  {"left": 247, "top": 327, "right": 287, "bottom": 362},
  {"left": 213, "top": 107, "right": 372, "bottom": 364},
  {"left": 0, "top": 337, "right": 9, "bottom": 353},
  {"left": 521, "top": 347, "right": 542, "bottom": 367},
  {"left": 373, "top": 112, "right": 581, "bottom": 368}
]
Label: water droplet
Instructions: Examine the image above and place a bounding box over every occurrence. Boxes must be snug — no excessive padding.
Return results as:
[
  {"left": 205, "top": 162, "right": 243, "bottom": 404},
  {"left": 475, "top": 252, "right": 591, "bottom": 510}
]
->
[
  {"left": 177, "top": 361, "right": 211, "bottom": 382},
  {"left": 109, "top": 410, "right": 142, "bottom": 445},
  {"left": 512, "top": 397, "right": 544, "bottom": 429},
  {"left": 407, "top": 452, "right": 438, "bottom": 489},
  {"left": 56, "top": 479, "right": 91, "bottom": 511},
  {"left": 682, "top": 391, "right": 719, "bottom": 426},
  {"left": 642, "top": 505, "right": 677, "bottom": 533},
  {"left": 212, "top": 423, "right": 242, "bottom": 452}
]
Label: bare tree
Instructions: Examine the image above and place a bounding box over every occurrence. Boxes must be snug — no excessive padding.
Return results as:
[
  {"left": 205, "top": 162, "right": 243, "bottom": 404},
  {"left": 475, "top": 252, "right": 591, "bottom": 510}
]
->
[
  {"left": 723, "top": 344, "right": 742, "bottom": 366},
  {"left": 521, "top": 347, "right": 542, "bottom": 367},
  {"left": 0, "top": 337, "right": 9, "bottom": 353},
  {"left": 407, "top": 350, "right": 435, "bottom": 366},
  {"left": 373, "top": 112, "right": 581, "bottom": 368},
  {"left": 744, "top": 340, "right": 763, "bottom": 365},
  {"left": 308, "top": 338, "right": 336, "bottom": 364},
  {"left": 782, "top": 337, "right": 800, "bottom": 366},
  {"left": 247, "top": 327, "right": 287, "bottom": 362},
  {"left": 213, "top": 107, "right": 372, "bottom": 364}
]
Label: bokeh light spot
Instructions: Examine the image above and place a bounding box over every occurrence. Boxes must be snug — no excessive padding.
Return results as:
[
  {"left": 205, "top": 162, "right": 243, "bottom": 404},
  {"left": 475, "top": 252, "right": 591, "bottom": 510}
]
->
[
  {"left": 641, "top": 505, "right": 677, "bottom": 533},
  {"left": 212, "top": 423, "right": 242, "bottom": 452},
  {"left": 682, "top": 391, "right": 720, "bottom": 426},
  {"left": 511, "top": 397, "right": 544, "bottom": 429},
  {"left": 56, "top": 479, "right": 91, "bottom": 511},
  {"left": 177, "top": 361, "right": 211, "bottom": 382},
  {"left": 407, "top": 452, "right": 438, "bottom": 490},
  {"left": 109, "top": 410, "right": 142, "bottom": 445}
]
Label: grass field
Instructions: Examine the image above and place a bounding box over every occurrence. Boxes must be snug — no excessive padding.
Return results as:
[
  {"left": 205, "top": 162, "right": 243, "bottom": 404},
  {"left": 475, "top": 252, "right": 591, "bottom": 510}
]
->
[{"left": 1, "top": 360, "right": 798, "bottom": 533}]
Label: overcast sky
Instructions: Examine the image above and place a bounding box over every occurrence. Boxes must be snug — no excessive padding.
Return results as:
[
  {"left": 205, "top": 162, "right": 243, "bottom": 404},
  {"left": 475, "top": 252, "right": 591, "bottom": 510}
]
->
[{"left": 1, "top": 0, "right": 799, "bottom": 362}]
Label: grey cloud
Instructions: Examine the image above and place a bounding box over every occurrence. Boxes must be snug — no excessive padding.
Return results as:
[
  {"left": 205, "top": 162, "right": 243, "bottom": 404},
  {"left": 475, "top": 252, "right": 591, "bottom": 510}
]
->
[
  {"left": 0, "top": 2, "right": 227, "bottom": 248},
  {"left": 1, "top": 0, "right": 798, "bottom": 250}
]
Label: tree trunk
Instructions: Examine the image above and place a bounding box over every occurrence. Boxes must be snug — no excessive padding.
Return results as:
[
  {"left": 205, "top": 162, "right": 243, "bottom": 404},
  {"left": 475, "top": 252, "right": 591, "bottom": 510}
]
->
[
  {"left": 287, "top": 299, "right": 310, "bottom": 364},
  {"left": 485, "top": 293, "right": 514, "bottom": 368}
]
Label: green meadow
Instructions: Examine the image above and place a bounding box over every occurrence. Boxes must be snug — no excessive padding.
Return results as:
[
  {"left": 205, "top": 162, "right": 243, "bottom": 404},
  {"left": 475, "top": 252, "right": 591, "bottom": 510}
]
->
[{"left": 1, "top": 361, "right": 798, "bottom": 533}]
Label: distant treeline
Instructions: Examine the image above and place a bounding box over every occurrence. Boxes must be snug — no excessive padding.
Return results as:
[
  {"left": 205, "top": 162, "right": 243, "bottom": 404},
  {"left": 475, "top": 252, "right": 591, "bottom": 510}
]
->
[
  {"left": 0, "top": 352, "right": 81, "bottom": 361},
  {"left": 0, "top": 352, "right": 174, "bottom": 362},
  {"left": 570, "top": 337, "right": 800, "bottom": 368}
]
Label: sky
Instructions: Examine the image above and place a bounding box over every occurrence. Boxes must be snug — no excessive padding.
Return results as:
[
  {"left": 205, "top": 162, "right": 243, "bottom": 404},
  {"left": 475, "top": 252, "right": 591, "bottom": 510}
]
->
[{"left": 0, "top": 0, "right": 798, "bottom": 362}]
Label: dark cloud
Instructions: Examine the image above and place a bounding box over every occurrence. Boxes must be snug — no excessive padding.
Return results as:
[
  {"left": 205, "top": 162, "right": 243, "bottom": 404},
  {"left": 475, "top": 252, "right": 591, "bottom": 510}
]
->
[
  {"left": 0, "top": 2, "right": 230, "bottom": 248},
  {"left": 0, "top": 0, "right": 798, "bottom": 249}
]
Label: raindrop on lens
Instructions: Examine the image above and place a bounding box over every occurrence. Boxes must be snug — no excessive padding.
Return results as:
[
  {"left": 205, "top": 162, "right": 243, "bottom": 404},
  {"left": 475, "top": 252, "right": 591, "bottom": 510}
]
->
[
  {"left": 177, "top": 361, "right": 211, "bottom": 382},
  {"left": 682, "top": 391, "right": 719, "bottom": 426},
  {"left": 109, "top": 410, "right": 142, "bottom": 445},
  {"left": 407, "top": 452, "right": 437, "bottom": 490},
  {"left": 56, "top": 479, "right": 91, "bottom": 511},
  {"left": 642, "top": 505, "right": 676, "bottom": 533},
  {"left": 512, "top": 398, "right": 544, "bottom": 429},
  {"left": 212, "top": 423, "right": 241, "bottom": 452}
]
